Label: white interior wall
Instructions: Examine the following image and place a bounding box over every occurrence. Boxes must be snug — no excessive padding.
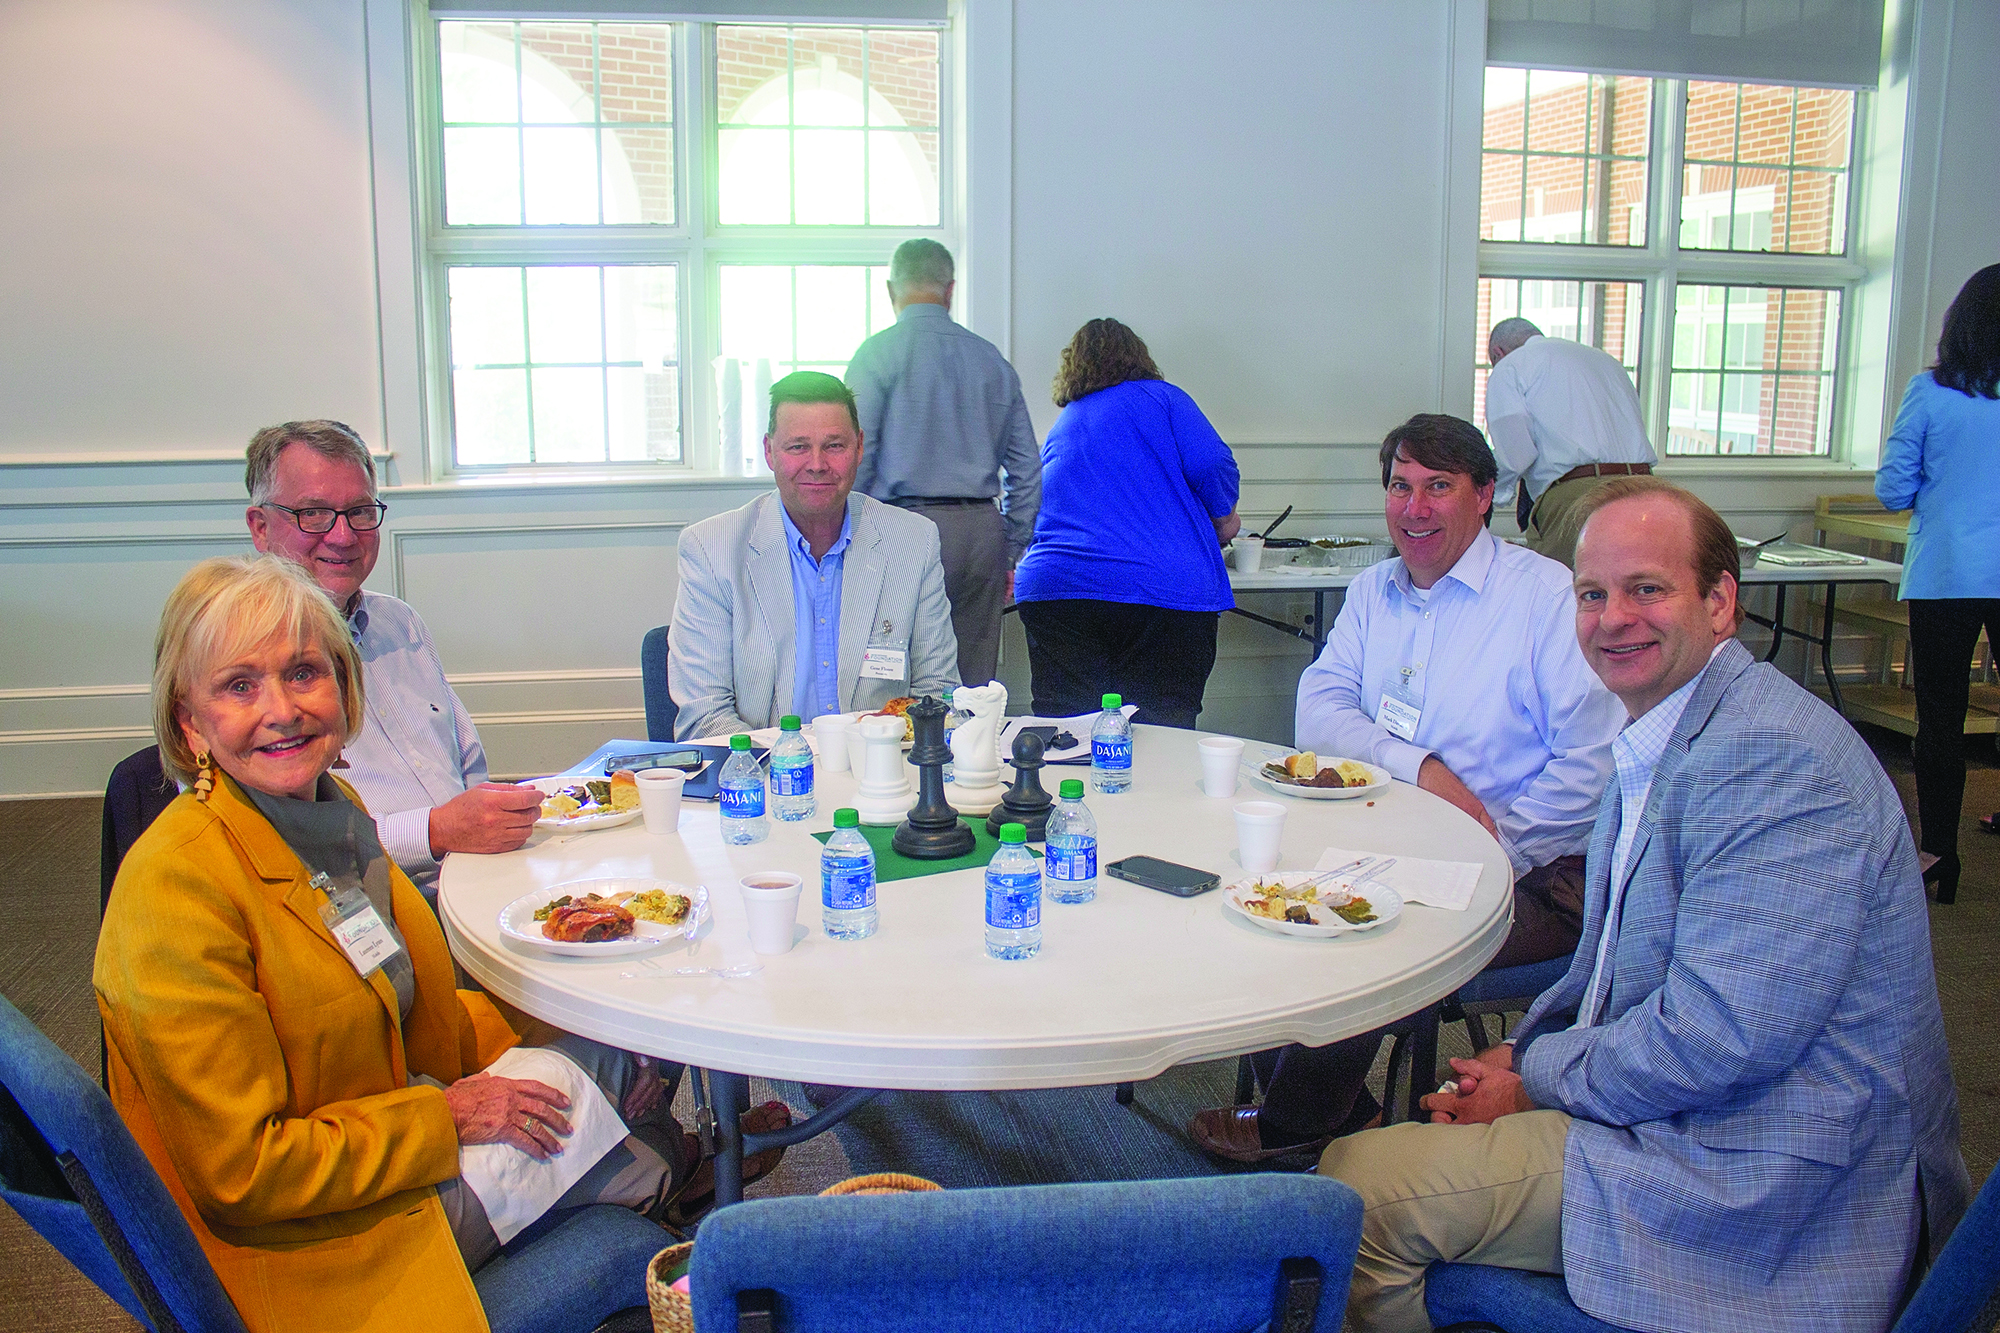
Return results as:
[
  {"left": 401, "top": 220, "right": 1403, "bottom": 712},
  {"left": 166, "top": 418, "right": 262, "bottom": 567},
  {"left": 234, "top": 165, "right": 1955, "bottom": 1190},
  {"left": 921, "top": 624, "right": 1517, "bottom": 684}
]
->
[{"left": 2, "top": 0, "right": 1992, "bottom": 795}]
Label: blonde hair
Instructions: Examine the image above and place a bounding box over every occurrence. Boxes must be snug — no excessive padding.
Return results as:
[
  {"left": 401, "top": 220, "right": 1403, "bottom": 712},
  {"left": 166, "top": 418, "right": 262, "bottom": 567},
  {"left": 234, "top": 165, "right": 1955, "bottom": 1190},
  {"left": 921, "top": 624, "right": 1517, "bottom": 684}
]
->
[{"left": 152, "top": 555, "right": 364, "bottom": 786}]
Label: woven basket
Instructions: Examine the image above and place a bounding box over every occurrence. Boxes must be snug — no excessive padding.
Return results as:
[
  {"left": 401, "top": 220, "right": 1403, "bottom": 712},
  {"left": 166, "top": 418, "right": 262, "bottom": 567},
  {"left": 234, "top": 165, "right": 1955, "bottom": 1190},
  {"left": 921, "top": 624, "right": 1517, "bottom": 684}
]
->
[
  {"left": 645, "top": 1241, "right": 695, "bottom": 1333},
  {"left": 818, "top": 1172, "right": 942, "bottom": 1197}
]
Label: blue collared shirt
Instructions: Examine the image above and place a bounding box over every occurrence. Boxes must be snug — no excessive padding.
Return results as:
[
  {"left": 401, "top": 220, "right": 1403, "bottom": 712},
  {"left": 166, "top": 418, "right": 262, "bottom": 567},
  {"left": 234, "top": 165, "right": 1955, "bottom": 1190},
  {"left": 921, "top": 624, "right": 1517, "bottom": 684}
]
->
[
  {"left": 781, "top": 505, "right": 853, "bottom": 722},
  {"left": 1295, "top": 528, "right": 1624, "bottom": 875},
  {"left": 1578, "top": 642, "right": 1724, "bottom": 1025},
  {"left": 336, "top": 591, "right": 488, "bottom": 894}
]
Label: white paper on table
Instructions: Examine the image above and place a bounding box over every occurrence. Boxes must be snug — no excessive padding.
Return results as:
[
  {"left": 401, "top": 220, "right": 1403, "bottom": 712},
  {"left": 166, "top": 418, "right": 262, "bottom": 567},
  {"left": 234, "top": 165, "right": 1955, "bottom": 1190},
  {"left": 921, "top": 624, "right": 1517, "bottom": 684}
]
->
[
  {"left": 1315, "top": 845, "right": 1482, "bottom": 912},
  {"left": 458, "top": 1046, "right": 628, "bottom": 1244},
  {"left": 1000, "top": 708, "right": 1138, "bottom": 764}
]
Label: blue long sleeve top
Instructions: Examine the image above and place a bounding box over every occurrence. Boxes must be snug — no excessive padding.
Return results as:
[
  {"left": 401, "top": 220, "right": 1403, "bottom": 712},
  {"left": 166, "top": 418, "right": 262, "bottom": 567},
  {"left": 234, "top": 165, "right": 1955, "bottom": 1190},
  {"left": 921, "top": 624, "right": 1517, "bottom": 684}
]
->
[
  {"left": 1012, "top": 379, "right": 1238, "bottom": 613},
  {"left": 1874, "top": 371, "right": 2000, "bottom": 600}
]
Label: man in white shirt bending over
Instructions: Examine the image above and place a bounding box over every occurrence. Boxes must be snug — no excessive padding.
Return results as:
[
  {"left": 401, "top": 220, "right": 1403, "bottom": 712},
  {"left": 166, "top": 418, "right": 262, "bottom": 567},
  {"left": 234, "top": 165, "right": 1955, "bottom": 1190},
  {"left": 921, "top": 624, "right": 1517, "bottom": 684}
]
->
[
  {"left": 1485, "top": 317, "right": 1656, "bottom": 567},
  {"left": 1189, "top": 413, "right": 1624, "bottom": 1166}
]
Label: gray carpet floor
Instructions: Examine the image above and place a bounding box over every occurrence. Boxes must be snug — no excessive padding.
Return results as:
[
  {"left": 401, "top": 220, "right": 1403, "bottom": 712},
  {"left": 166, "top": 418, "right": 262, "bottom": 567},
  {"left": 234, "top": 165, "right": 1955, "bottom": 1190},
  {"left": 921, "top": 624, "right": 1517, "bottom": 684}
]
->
[{"left": 2, "top": 725, "right": 1993, "bottom": 1332}]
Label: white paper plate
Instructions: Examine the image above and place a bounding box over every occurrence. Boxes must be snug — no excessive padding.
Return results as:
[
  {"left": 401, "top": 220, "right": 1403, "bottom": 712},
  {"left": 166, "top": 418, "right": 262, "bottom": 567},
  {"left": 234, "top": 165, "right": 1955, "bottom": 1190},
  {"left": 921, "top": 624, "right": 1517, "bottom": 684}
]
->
[
  {"left": 1251, "top": 756, "right": 1390, "bottom": 801},
  {"left": 530, "top": 776, "right": 643, "bottom": 831},
  {"left": 1222, "top": 872, "right": 1402, "bottom": 938},
  {"left": 499, "top": 879, "right": 708, "bottom": 956}
]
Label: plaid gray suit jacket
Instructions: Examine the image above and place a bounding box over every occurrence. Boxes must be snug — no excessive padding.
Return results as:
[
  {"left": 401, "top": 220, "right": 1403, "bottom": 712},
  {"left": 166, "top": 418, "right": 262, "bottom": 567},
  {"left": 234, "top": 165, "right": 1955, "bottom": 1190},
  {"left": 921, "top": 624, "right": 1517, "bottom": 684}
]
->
[{"left": 1513, "top": 639, "right": 1970, "bottom": 1333}]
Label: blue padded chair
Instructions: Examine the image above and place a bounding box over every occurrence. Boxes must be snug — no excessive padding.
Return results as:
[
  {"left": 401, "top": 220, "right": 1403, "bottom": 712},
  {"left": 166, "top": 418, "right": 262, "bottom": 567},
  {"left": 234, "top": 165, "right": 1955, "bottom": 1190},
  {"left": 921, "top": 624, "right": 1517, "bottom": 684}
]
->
[
  {"left": 642, "top": 625, "right": 677, "bottom": 741},
  {"left": 0, "top": 992, "right": 663, "bottom": 1333},
  {"left": 690, "top": 1173, "right": 1364, "bottom": 1333},
  {"left": 1426, "top": 1160, "right": 2000, "bottom": 1333}
]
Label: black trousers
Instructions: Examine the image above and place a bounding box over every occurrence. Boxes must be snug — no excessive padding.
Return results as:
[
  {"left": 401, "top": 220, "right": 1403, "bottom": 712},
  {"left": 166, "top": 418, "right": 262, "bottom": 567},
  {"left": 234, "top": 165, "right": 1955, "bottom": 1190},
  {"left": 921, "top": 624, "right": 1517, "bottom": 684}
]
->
[
  {"left": 1252, "top": 855, "right": 1589, "bottom": 1148},
  {"left": 1016, "top": 599, "right": 1221, "bottom": 729},
  {"left": 1909, "top": 598, "right": 2000, "bottom": 863}
]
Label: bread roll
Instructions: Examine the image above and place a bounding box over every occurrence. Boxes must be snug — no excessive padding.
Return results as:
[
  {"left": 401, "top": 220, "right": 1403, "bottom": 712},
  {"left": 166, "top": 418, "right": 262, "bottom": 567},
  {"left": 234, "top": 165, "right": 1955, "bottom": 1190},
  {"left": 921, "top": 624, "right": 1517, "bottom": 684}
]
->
[{"left": 1283, "top": 751, "right": 1320, "bottom": 780}]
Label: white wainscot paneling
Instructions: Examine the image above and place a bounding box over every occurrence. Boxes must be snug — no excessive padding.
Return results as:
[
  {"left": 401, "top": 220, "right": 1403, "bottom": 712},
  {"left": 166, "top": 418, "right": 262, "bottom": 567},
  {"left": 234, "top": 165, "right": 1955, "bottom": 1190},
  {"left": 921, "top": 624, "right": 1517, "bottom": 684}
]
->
[
  {"left": 0, "top": 534, "right": 254, "bottom": 795},
  {"left": 392, "top": 523, "right": 685, "bottom": 779}
]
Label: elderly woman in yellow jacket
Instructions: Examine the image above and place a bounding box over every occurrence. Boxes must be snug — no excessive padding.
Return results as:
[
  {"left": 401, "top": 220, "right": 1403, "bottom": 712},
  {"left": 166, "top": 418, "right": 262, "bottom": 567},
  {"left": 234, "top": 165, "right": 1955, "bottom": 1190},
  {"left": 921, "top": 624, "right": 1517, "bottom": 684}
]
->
[{"left": 94, "top": 554, "right": 685, "bottom": 1333}]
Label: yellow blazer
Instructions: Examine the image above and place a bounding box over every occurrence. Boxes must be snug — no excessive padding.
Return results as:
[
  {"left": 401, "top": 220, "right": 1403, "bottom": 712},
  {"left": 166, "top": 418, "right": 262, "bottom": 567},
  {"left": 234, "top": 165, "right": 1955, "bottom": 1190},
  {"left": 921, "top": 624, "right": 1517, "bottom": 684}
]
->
[{"left": 93, "top": 771, "right": 520, "bottom": 1333}]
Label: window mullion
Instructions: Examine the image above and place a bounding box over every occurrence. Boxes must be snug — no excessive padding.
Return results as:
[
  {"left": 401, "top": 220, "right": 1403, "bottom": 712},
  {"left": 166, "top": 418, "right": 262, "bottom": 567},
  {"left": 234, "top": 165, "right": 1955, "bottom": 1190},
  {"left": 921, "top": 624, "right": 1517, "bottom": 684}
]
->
[{"left": 1644, "top": 78, "right": 1686, "bottom": 455}]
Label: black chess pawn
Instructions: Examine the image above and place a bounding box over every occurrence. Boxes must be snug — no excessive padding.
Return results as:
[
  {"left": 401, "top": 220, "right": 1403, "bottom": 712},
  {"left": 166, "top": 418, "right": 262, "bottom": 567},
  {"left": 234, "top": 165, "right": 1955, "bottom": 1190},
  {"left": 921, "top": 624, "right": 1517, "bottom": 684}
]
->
[
  {"left": 893, "top": 696, "right": 976, "bottom": 859},
  {"left": 987, "top": 730, "right": 1055, "bottom": 841}
]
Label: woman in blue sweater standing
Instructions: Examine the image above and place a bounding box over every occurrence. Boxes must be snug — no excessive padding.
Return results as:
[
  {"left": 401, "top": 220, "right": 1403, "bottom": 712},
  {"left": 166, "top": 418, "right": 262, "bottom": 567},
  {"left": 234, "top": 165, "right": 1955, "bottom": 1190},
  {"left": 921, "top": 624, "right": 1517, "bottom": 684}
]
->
[
  {"left": 1875, "top": 263, "right": 2000, "bottom": 903},
  {"left": 1013, "top": 319, "right": 1241, "bottom": 728}
]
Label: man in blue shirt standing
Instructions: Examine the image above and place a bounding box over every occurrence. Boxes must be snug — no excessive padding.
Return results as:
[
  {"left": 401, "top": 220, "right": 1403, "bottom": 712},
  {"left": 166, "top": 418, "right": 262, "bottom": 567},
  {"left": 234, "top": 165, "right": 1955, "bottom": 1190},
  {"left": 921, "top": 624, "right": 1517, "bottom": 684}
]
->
[
  {"left": 669, "top": 372, "right": 959, "bottom": 741},
  {"left": 1191, "top": 413, "right": 1623, "bottom": 1165},
  {"left": 845, "top": 240, "right": 1040, "bottom": 686}
]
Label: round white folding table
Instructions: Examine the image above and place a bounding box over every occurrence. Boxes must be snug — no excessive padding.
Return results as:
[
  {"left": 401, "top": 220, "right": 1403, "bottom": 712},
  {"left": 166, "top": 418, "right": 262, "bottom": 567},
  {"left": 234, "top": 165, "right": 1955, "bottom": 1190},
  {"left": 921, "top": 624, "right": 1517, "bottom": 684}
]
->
[{"left": 438, "top": 725, "right": 1513, "bottom": 1203}]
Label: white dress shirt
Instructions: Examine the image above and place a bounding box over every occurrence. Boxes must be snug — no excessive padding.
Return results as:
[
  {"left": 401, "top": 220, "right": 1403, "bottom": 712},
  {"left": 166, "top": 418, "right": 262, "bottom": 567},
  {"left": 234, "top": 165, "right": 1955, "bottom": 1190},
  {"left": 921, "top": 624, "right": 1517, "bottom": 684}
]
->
[
  {"left": 1577, "top": 643, "right": 1725, "bottom": 1026},
  {"left": 1485, "top": 334, "right": 1656, "bottom": 508},
  {"left": 337, "top": 591, "right": 488, "bottom": 893},
  {"left": 1295, "top": 528, "right": 1624, "bottom": 876}
]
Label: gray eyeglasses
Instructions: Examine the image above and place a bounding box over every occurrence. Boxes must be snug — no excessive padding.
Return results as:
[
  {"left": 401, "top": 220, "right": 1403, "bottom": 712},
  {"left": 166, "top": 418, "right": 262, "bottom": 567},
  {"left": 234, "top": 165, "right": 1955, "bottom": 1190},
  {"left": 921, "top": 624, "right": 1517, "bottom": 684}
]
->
[{"left": 266, "top": 501, "right": 389, "bottom": 534}]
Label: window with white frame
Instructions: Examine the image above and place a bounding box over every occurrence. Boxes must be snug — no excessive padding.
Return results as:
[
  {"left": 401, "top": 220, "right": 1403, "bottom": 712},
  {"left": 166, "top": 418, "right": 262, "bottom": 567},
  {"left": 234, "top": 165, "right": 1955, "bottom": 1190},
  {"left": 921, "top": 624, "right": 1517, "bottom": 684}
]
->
[
  {"left": 1474, "top": 69, "right": 1860, "bottom": 458},
  {"left": 422, "top": 13, "right": 950, "bottom": 474}
]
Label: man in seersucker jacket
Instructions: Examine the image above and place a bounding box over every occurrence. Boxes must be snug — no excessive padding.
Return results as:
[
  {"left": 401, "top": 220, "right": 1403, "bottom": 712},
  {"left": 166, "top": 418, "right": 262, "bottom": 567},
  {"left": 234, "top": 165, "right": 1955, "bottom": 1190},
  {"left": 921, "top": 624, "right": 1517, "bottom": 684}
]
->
[
  {"left": 669, "top": 370, "right": 959, "bottom": 742},
  {"left": 1321, "top": 476, "right": 1969, "bottom": 1333}
]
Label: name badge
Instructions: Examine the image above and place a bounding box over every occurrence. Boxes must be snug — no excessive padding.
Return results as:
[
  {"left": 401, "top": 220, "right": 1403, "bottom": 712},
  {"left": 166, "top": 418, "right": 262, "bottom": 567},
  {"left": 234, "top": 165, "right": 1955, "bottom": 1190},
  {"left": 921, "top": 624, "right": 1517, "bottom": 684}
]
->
[
  {"left": 860, "top": 646, "right": 908, "bottom": 681},
  {"left": 1377, "top": 693, "right": 1422, "bottom": 742},
  {"left": 314, "top": 873, "right": 402, "bottom": 979}
]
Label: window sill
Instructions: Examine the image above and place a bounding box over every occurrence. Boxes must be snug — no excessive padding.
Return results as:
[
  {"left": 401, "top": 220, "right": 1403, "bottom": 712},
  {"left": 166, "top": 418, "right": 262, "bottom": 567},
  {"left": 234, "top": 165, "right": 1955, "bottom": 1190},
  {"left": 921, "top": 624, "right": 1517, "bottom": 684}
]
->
[
  {"left": 1655, "top": 459, "right": 1874, "bottom": 480},
  {"left": 386, "top": 467, "right": 771, "bottom": 498}
]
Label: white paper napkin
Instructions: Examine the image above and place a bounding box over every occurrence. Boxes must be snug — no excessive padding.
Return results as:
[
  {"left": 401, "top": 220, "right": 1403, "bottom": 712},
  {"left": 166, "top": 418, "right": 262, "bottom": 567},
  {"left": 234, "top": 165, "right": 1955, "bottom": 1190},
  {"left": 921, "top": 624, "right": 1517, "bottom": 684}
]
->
[
  {"left": 459, "top": 1046, "right": 629, "bottom": 1244},
  {"left": 1315, "top": 845, "right": 1482, "bottom": 912}
]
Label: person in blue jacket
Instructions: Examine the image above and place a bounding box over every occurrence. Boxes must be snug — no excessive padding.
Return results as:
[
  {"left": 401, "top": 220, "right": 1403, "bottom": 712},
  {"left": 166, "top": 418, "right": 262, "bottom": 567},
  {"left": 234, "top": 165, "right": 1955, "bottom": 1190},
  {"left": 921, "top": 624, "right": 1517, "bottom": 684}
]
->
[
  {"left": 1012, "top": 319, "right": 1240, "bottom": 727},
  {"left": 1875, "top": 262, "right": 2000, "bottom": 903}
]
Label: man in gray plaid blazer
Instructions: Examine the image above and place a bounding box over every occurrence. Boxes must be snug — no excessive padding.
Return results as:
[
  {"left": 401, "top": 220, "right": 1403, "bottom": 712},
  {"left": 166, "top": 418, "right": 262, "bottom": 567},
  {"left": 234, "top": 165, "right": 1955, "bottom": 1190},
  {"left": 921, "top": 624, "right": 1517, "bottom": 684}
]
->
[{"left": 1322, "top": 478, "right": 1969, "bottom": 1333}]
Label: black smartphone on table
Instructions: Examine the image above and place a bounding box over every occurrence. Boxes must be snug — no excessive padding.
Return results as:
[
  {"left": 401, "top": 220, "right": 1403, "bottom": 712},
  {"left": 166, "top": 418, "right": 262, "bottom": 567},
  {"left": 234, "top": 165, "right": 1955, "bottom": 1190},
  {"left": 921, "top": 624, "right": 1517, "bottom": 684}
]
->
[
  {"left": 1106, "top": 856, "right": 1221, "bottom": 897},
  {"left": 613, "top": 749, "right": 706, "bottom": 774}
]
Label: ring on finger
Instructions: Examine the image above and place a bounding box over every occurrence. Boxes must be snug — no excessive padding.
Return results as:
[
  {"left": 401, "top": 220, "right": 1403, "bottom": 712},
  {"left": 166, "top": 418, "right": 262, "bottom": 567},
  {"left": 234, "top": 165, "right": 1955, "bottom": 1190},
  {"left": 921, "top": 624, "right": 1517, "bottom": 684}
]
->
[{"left": 521, "top": 1116, "right": 534, "bottom": 1133}]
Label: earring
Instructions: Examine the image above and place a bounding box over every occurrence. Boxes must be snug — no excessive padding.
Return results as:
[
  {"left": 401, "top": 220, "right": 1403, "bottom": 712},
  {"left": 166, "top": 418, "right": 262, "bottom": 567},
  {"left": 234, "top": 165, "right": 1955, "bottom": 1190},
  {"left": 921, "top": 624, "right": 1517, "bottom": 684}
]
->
[{"left": 193, "top": 750, "right": 215, "bottom": 802}]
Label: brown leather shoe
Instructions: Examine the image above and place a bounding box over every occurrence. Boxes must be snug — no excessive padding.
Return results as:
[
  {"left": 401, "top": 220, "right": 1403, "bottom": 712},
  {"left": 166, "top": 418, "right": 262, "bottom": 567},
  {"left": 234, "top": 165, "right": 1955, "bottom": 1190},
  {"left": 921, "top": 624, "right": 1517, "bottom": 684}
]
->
[{"left": 1188, "top": 1105, "right": 1332, "bottom": 1163}]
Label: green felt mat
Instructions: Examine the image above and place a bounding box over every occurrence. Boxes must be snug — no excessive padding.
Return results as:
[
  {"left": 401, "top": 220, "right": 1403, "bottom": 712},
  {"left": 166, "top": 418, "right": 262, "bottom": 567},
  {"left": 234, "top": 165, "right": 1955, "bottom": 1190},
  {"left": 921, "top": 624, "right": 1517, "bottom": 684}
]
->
[{"left": 811, "top": 819, "right": 1040, "bottom": 881}]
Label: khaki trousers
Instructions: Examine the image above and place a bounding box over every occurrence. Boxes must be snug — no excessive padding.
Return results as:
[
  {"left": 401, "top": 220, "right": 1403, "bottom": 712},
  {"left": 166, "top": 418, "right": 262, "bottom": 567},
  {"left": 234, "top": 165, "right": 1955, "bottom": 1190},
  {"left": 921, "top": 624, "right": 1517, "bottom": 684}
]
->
[
  {"left": 1318, "top": 1109, "right": 1571, "bottom": 1333},
  {"left": 1526, "top": 475, "right": 1625, "bottom": 569}
]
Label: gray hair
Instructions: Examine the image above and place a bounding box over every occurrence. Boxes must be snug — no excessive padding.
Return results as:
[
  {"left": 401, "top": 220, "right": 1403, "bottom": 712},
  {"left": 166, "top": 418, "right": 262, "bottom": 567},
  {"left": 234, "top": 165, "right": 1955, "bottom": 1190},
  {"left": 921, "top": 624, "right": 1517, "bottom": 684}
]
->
[
  {"left": 1488, "top": 317, "right": 1542, "bottom": 361},
  {"left": 889, "top": 239, "right": 953, "bottom": 294},
  {"left": 245, "top": 421, "right": 375, "bottom": 506}
]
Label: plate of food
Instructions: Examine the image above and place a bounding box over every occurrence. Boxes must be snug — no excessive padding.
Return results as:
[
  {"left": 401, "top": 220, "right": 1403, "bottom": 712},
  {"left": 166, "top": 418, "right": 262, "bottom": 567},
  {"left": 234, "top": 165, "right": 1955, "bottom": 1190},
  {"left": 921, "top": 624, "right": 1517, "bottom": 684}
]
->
[
  {"left": 861, "top": 696, "right": 918, "bottom": 744},
  {"left": 1223, "top": 871, "right": 1402, "bottom": 938},
  {"left": 1254, "top": 751, "right": 1389, "bottom": 800},
  {"left": 532, "top": 771, "right": 643, "bottom": 830},
  {"left": 499, "top": 878, "right": 708, "bottom": 956}
]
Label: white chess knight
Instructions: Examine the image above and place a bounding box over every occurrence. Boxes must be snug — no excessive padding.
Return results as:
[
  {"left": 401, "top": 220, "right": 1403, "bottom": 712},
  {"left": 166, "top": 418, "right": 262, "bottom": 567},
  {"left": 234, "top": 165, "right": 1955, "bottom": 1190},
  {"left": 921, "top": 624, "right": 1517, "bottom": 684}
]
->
[
  {"left": 854, "top": 713, "right": 916, "bottom": 825},
  {"left": 946, "top": 682, "right": 1008, "bottom": 817}
]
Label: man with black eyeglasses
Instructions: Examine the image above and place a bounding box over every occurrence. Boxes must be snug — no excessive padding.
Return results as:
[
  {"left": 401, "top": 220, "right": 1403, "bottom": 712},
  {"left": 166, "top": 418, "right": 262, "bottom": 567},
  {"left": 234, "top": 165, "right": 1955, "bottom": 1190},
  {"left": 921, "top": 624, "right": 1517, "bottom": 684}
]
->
[{"left": 244, "top": 420, "right": 544, "bottom": 898}]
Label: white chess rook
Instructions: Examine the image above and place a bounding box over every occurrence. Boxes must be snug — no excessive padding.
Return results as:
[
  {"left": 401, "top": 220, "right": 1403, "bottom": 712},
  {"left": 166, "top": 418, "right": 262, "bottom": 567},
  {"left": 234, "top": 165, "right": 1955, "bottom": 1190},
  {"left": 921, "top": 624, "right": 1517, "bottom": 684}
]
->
[
  {"left": 855, "top": 714, "right": 917, "bottom": 825},
  {"left": 946, "top": 682, "right": 1008, "bottom": 817}
]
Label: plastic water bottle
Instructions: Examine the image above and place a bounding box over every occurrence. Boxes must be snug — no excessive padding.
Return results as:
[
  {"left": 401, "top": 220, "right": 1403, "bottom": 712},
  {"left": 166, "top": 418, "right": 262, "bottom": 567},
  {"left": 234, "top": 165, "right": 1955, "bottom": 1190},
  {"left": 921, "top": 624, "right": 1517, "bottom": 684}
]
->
[
  {"left": 820, "top": 808, "right": 877, "bottom": 940},
  {"left": 942, "top": 687, "right": 966, "bottom": 783},
  {"left": 1043, "top": 779, "right": 1098, "bottom": 905},
  {"left": 984, "top": 824, "right": 1042, "bottom": 959},
  {"left": 1090, "top": 692, "right": 1132, "bottom": 794},
  {"left": 770, "top": 714, "right": 816, "bottom": 821},
  {"left": 718, "top": 734, "right": 768, "bottom": 845}
]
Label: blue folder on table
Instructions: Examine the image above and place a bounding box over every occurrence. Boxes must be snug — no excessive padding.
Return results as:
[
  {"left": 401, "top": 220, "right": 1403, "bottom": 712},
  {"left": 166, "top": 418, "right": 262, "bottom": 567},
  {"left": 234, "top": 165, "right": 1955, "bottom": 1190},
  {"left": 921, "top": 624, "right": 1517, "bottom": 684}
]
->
[{"left": 559, "top": 740, "right": 768, "bottom": 801}]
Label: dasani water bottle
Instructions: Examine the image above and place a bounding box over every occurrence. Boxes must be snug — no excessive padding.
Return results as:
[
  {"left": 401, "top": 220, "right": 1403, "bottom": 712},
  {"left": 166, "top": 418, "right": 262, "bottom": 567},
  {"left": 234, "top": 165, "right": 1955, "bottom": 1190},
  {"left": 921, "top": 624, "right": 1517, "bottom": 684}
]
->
[
  {"left": 984, "top": 823, "right": 1042, "bottom": 960},
  {"left": 1090, "top": 693, "right": 1132, "bottom": 794},
  {"left": 718, "top": 734, "right": 768, "bottom": 845},
  {"left": 770, "top": 714, "right": 816, "bottom": 821},
  {"left": 820, "top": 808, "right": 877, "bottom": 940},
  {"left": 1043, "top": 779, "right": 1097, "bottom": 904}
]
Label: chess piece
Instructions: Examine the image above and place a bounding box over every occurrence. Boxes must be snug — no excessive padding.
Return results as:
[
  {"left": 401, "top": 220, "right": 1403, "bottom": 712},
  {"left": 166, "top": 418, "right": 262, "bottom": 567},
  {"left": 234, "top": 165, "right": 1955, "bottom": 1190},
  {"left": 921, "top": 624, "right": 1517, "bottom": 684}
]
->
[
  {"left": 894, "top": 697, "right": 976, "bottom": 858},
  {"left": 854, "top": 714, "right": 916, "bottom": 825},
  {"left": 944, "top": 681, "right": 1007, "bottom": 816},
  {"left": 987, "top": 730, "right": 1055, "bottom": 841}
]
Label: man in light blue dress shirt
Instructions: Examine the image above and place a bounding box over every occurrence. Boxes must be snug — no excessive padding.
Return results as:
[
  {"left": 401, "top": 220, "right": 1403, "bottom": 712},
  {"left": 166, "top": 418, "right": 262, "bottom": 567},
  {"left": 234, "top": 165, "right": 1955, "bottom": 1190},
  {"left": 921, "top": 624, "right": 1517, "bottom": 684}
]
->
[
  {"left": 243, "top": 422, "right": 545, "bottom": 899},
  {"left": 1191, "top": 414, "right": 1623, "bottom": 1166},
  {"left": 1323, "top": 478, "right": 1966, "bottom": 1333}
]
